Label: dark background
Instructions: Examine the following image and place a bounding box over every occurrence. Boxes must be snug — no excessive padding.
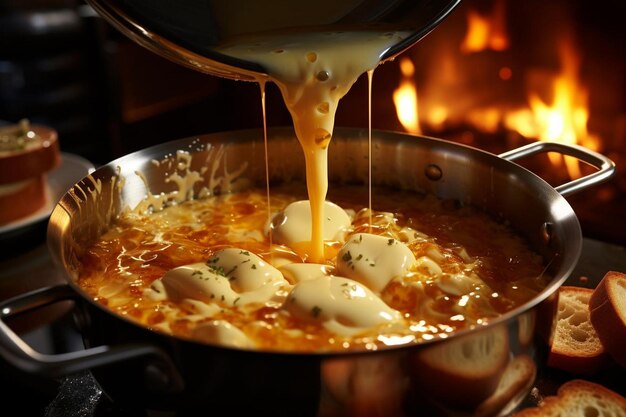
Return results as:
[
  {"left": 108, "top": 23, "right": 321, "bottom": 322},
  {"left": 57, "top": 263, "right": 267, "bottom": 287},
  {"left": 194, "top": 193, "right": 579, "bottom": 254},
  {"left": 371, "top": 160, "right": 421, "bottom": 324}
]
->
[{"left": 1, "top": 0, "right": 625, "bottom": 164}]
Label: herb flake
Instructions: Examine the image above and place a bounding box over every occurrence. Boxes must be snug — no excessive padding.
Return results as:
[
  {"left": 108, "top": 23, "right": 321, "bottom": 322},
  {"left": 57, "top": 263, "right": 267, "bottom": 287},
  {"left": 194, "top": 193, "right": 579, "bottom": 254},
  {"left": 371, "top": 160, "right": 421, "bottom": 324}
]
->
[{"left": 311, "top": 306, "right": 322, "bottom": 318}]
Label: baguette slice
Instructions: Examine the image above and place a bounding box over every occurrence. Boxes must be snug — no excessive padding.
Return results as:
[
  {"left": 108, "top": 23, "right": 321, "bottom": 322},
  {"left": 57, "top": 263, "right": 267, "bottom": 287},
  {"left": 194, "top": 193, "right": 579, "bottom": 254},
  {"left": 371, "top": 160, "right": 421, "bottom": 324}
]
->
[
  {"left": 474, "top": 354, "right": 537, "bottom": 417},
  {"left": 511, "top": 379, "right": 626, "bottom": 417},
  {"left": 411, "top": 325, "right": 510, "bottom": 409},
  {"left": 589, "top": 271, "right": 626, "bottom": 369},
  {"left": 547, "top": 286, "right": 610, "bottom": 374}
]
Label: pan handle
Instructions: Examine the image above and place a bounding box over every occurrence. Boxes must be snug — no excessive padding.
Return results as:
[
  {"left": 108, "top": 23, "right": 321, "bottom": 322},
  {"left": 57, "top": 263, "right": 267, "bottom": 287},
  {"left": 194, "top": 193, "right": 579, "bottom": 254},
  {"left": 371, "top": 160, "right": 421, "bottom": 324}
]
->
[
  {"left": 0, "top": 285, "right": 183, "bottom": 391},
  {"left": 499, "top": 141, "right": 616, "bottom": 197}
]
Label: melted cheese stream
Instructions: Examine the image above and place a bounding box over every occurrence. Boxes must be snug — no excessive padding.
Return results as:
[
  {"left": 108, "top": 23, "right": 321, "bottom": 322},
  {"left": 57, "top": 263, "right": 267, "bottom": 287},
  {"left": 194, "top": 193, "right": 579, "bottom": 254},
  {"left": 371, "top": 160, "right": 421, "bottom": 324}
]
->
[{"left": 218, "top": 30, "right": 408, "bottom": 262}]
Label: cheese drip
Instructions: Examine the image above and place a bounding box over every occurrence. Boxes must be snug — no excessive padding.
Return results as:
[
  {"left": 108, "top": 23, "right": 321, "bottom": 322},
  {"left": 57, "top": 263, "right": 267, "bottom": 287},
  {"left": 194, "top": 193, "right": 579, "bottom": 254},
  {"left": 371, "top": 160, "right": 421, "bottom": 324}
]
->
[
  {"left": 152, "top": 248, "right": 288, "bottom": 308},
  {"left": 218, "top": 30, "right": 408, "bottom": 262},
  {"left": 284, "top": 275, "right": 402, "bottom": 336},
  {"left": 267, "top": 199, "right": 351, "bottom": 248},
  {"left": 337, "top": 233, "right": 416, "bottom": 293}
]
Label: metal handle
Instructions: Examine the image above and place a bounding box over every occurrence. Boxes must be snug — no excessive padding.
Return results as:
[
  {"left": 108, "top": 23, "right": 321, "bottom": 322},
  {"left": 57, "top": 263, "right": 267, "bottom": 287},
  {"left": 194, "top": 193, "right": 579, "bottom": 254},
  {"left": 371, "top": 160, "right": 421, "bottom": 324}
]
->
[
  {"left": 499, "top": 141, "right": 616, "bottom": 197},
  {"left": 0, "top": 285, "right": 183, "bottom": 391}
]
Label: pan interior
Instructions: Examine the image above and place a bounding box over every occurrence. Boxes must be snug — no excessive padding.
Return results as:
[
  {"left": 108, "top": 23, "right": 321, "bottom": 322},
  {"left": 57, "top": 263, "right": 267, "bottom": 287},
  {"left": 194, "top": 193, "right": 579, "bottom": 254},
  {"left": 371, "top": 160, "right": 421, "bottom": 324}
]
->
[{"left": 48, "top": 127, "right": 580, "bottom": 351}]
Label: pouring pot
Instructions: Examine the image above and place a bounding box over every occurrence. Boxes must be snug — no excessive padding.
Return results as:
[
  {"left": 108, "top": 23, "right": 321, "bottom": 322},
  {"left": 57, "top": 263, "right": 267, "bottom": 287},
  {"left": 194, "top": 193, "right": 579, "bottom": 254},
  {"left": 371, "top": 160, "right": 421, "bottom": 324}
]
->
[
  {"left": 85, "top": 0, "right": 461, "bottom": 80},
  {"left": 0, "top": 128, "right": 615, "bottom": 416}
]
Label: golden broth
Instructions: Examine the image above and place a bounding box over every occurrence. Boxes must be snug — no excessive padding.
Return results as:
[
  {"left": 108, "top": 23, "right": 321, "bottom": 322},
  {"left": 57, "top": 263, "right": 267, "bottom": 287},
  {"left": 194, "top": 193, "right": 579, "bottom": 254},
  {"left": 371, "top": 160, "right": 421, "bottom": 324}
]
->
[{"left": 76, "top": 184, "right": 546, "bottom": 352}]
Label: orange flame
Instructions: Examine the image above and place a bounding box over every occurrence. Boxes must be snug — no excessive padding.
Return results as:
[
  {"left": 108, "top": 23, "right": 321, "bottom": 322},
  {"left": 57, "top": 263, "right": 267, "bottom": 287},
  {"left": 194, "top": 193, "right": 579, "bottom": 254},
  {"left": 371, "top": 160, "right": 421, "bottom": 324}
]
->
[
  {"left": 393, "top": 57, "right": 422, "bottom": 135},
  {"left": 461, "top": 0, "right": 509, "bottom": 53},
  {"left": 505, "top": 37, "right": 600, "bottom": 179}
]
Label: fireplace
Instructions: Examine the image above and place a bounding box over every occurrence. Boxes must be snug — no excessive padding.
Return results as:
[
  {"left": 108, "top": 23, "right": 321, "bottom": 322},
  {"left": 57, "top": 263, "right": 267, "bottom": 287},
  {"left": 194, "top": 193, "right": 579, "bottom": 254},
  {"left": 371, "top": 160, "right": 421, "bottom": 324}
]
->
[{"left": 338, "top": 0, "right": 626, "bottom": 246}]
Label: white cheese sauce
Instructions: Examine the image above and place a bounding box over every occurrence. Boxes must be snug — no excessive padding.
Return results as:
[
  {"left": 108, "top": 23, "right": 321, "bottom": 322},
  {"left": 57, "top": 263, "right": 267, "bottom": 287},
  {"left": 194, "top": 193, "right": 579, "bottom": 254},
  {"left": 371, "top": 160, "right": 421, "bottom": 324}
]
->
[
  {"left": 284, "top": 275, "right": 402, "bottom": 336},
  {"left": 191, "top": 320, "right": 255, "bottom": 349},
  {"left": 267, "top": 199, "right": 351, "bottom": 246},
  {"left": 150, "top": 248, "right": 289, "bottom": 308},
  {"left": 337, "top": 233, "right": 416, "bottom": 293},
  {"left": 278, "top": 262, "right": 336, "bottom": 284}
]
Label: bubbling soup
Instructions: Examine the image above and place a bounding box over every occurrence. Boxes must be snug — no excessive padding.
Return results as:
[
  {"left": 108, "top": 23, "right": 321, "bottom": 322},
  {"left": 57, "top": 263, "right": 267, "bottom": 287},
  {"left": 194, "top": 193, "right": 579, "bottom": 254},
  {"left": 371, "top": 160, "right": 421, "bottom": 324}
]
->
[{"left": 76, "top": 182, "right": 546, "bottom": 352}]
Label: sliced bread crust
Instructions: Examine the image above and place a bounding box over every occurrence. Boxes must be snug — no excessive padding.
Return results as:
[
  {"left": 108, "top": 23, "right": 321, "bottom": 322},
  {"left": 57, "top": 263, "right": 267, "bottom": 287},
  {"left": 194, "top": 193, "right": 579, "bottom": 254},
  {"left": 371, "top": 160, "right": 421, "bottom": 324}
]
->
[
  {"left": 511, "top": 379, "right": 626, "bottom": 417},
  {"left": 589, "top": 271, "right": 626, "bottom": 369},
  {"left": 474, "top": 354, "right": 537, "bottom": 417},
  {"left": 411, "top": 325, "right": 510, "bottom": 409},
  {"left": 0, "top": 124, "right": 59, "bottom": 226},
  {"left": 0, "top": 175, "right": 48, "bottom": 225},
  {"left": 546, "top": 286, "right": 609, "bottom": 374}
]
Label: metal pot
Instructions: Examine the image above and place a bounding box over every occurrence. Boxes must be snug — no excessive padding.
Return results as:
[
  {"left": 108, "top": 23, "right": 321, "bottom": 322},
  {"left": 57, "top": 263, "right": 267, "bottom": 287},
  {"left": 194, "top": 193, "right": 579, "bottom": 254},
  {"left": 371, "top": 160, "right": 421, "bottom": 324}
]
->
[{"left": 0, "top": 128, "right": 615, "bottom": 416}]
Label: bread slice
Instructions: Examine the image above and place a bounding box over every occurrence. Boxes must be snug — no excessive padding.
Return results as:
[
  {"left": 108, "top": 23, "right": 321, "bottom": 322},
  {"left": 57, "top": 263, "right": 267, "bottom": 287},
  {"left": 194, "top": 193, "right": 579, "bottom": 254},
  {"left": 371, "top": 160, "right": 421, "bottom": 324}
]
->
[
  {"left": 410, "top": 325, "right": 510, "bottom": 409},
  {"left": 0, "top": 175, "right": 48, "bottom": 225},
  {"left": 511, "top": 379, "right": 626, "bottom": 417},
  {"left": 589, "top": 271, "right": 626, "bottom": 369},
  {"left": 546, "top": 286, "right": 610, "bottom": 374},
  {"left": 0, "top": 121, "right": 59, "bottom": 225},
  {"left": 474, "top": 354, "right": 537, "bottom": 417}
]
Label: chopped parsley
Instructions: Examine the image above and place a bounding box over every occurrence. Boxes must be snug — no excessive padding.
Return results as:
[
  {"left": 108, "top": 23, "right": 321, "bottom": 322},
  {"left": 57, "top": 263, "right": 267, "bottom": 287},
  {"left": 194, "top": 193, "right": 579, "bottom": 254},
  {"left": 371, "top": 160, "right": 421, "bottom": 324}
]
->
[
  {"left": 311, "top": 306, "right": 322, "bottom": 318},
  {"left": 388, "top": 238, "right": 395, "bottom": 246},
  {"left": 207, "top": 265, "right": 226, "bottom": 276},
  {"left": 251, "top": 264, "right": 257, "bottom": 270},
  {"left": 341, "top": 251, "right": 352, "bottom": 262}
]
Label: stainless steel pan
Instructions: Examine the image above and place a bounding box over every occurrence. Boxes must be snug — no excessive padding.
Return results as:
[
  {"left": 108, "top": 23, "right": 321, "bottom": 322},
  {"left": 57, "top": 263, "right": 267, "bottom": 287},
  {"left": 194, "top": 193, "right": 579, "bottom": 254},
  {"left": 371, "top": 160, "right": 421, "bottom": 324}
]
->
[{"left": 0, "top": 128, "right": 615, "bottom": 416}]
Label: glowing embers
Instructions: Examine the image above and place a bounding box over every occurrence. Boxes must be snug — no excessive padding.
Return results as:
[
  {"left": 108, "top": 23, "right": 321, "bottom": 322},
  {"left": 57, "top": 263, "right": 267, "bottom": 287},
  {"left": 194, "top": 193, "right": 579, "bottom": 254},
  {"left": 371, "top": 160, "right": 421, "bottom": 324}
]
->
[{"left": 504, "top": 37, "right": 601, "bottom": 179}]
